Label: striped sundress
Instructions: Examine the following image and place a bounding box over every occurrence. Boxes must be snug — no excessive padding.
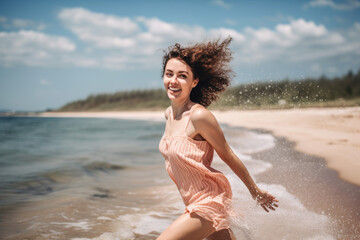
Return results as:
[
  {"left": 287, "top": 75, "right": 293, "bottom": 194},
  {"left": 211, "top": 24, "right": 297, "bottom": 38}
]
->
[{"left": 158, "top": 104, "right": 233, "bottom": 231}]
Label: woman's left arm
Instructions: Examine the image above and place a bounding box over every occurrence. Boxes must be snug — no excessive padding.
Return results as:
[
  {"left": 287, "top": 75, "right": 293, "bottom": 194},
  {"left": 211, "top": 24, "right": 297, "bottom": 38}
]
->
[{"left": 191, "top": 108, "right": 279, "bottom": 212}]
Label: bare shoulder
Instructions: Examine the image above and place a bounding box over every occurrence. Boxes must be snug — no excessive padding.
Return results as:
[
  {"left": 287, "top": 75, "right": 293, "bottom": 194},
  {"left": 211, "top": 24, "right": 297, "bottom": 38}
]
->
[
  {"left": 190, "top": 105, "right": 225, "bottom": 143},
  {"left": 164, "top": 106, "right": 171, "bottom": 120},
  {"left": 191, "top": 105, "right": 218, "bottom": 126}
]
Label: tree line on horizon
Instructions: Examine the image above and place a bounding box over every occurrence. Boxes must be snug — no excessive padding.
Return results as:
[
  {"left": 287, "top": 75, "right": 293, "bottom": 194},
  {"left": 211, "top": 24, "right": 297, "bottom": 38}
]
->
[{"left": 56, "top": 69, "right": 360, "bottom": 111}]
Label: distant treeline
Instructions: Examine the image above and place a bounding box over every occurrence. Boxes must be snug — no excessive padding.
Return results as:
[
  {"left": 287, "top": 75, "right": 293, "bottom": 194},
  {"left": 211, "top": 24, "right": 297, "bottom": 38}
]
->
[
  {"left": 213, "top": 69, "right": 360, "bottom": 109},
  {"left": 58, "top": 89, "right": 169, "bottom": 111},
  {"left": 57, "top": 69, "right": 360, "bottom": 111}
]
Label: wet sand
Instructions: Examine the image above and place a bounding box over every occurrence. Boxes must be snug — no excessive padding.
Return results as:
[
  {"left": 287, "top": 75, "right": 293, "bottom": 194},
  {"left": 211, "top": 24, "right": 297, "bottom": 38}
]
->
[{"left": 250, "top": 131, "right": 360, "bottom": 239}]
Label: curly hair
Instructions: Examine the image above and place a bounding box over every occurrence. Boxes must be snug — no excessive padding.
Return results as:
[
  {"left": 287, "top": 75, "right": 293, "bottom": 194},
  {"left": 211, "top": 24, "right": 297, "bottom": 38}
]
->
[{"left": 162, "top": 37, "right": 234, "bottom": 108}]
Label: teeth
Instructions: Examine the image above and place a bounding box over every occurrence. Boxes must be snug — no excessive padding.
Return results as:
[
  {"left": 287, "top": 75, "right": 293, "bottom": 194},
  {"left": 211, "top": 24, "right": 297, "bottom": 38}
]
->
[{"left": 169, "top": 87, "right": 181, "bottom": 91}]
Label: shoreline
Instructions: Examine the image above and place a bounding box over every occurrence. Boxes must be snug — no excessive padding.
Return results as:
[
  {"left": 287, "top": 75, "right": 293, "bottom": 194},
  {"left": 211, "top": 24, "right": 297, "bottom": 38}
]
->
[
  {"left": 212, "top": 107, "right": 360, "bottom": 186},
  {"left": 38, "top": 107, "right": 360, "bottom": 186},
  {"left": 250, "top": 131, "right": 360, "bottom": 239}
]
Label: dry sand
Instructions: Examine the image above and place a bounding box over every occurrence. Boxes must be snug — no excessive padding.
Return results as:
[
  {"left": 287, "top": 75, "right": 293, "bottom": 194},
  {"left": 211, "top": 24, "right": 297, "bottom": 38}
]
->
[
  {"left": 39, "top": 107, "right": 360, "bottom": 186},
  {"left": 212, "top": 107, "right": 360, "bottom": 186}
]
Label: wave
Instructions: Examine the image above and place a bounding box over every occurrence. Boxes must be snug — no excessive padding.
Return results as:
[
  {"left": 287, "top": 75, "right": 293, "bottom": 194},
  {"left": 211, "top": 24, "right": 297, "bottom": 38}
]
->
[
  {"left": 9, "top": 167, "right": 81, "bottom": 196},
  {"left": 11, "top": 177, "right": 54, "bottom": 195},
  {"left": 83, "top": 161, "right": 126, "bottom": 173},
  {"left": 3, "top": 161, "right": 126, "bottom": 199}
]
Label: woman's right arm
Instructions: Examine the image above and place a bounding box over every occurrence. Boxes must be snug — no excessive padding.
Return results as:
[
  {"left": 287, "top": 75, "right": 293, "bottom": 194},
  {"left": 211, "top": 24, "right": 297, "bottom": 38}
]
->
[{"left": 191, "top": 107, "right": 279, "bottom": 212}]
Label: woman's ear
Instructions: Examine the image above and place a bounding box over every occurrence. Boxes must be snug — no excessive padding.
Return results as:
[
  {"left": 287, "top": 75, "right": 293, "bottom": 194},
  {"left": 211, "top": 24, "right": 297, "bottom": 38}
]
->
[{"left": 192, "top": 78, "right": 199, "bottom": 88}]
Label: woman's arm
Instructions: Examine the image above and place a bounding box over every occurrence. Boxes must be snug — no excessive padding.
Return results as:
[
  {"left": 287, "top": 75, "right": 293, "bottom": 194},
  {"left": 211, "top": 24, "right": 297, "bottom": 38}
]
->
[{"left": 191, "top": 107, "right": 279, "bottom": 212}]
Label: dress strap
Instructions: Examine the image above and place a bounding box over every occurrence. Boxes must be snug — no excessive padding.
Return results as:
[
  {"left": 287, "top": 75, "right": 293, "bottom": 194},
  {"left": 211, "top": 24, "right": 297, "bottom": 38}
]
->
[{"left": 185, "top": 104, "right": 201, "bottom": 132}]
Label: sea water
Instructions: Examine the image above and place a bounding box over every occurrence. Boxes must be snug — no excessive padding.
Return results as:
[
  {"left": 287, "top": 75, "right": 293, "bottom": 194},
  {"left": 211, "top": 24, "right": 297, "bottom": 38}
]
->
[{"left": 0, "top": 116, "right": 339, "bottom": 239}]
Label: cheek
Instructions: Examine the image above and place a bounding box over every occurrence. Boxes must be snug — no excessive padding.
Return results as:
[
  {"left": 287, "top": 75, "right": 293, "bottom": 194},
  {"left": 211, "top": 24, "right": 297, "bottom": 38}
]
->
[{"left": 163, "top": 76, "right": 170, "bottom": 88}]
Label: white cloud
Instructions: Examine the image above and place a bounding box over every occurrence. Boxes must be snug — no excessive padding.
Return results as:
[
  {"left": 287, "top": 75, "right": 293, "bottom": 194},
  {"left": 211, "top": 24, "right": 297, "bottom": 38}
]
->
[
  {"left": 0, "top": 30, "right": 75, "bottom": 67},
  {"left": 210, "top": 28, "right": 245, "bottom": 42},
  {"left": 212, "top": 0, "right": 231, "bottom": 9},
  {"left": 305, "top": 0, "right": 360, "bottom": 10},
  {"left": 59, "top": 7, "right": 139, "bottom": 48},
  {"left": 286, "top": 18, "right": 327, "bottom": 37},
  {"left": 136, "top": 17, "right": 208, "bottom": 44},
  {"left": 12, "top": 19, "right": 46, "bottom": 31},
  {"left": 0, "top": 16, "right": 46, "bottom": 30},
  {"left": 57, "top": 8, "right": 239, "bottom": 56},
  {"left": 237, "top": 18, "right": 352, "bottom": 64},
  {"left": 0, "top": 7, "right": 359, "bottom": 78}
]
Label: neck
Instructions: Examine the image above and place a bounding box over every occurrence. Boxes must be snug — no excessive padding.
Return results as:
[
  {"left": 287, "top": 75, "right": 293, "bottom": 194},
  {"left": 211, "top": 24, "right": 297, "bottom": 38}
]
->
[{"left": 171, "top": 98, "right": 193, "bottom": 119}]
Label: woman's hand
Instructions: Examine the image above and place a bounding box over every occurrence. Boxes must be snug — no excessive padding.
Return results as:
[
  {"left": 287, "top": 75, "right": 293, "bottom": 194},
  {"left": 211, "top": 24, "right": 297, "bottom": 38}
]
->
[{"left": 252, "top": 188, "right": 279, "bottom": 212}]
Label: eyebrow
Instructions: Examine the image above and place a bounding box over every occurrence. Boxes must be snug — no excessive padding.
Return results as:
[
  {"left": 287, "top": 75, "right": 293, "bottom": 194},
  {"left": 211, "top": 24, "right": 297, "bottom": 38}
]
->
[{"left": 165, "top": 69, "right": 189, "bottom": 74}]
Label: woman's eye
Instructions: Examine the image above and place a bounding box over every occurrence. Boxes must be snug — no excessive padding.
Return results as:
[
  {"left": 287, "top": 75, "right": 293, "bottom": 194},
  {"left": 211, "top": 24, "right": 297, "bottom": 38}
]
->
[
  {"left": 179, "top": 74, "right": 187, "bottom": 79},
  {"left": 166, "top": 73, "right": 173, "bottom": 77}
]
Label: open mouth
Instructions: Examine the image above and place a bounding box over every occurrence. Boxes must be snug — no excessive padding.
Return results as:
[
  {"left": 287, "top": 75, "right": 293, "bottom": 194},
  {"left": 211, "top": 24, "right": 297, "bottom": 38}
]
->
[{"left": 169, "top": 87, "right": 181, "bottom": 93}]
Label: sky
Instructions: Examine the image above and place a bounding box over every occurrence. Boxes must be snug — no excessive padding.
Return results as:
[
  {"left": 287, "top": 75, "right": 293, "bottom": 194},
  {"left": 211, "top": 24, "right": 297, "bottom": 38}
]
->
[{"left": 0, "top": 0, "right": 359, "bottom": 111}]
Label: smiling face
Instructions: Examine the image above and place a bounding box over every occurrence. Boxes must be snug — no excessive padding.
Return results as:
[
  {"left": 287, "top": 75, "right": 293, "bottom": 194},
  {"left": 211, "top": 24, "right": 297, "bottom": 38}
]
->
[{"left": 163, "top": 58, "right": 198, "bottom": 102}]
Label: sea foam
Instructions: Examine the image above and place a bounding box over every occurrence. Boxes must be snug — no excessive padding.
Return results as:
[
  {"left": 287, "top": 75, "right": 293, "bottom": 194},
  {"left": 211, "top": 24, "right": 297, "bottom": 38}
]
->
[{"left": 79, "top": 127, "right": 337, "bottom": 239}]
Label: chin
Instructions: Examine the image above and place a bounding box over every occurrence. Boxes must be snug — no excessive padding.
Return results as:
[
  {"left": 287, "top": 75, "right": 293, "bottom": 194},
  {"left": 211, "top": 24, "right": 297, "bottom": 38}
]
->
[
  {"left": 166, "top": 91, "right": 175, "bottom": 99},
  {"left": 167, "top": 90, "right": 181, "bottom": 99}
]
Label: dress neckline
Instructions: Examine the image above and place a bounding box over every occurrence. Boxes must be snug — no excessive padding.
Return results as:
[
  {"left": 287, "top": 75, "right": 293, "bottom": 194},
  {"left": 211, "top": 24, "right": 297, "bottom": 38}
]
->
[
  {"left": 163, "top": 103, "right": 207, "bottom": 143},
  {"left": 169, "top": 103, "right": 198, "bottom": 120},
  {"left": 162, "top": 134, "right": 208, "bottom": 144}
]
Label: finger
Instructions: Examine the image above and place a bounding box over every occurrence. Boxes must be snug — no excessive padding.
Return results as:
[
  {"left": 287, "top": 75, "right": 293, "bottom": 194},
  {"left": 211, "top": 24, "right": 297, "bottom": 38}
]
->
[
  {"left": 273, "top": 203, "right": 279, "bottom": 208},
  {"left": 266, "top": 194, "right": 278, "bottom": 202},
  {"left": 261, "top": 204, "right": 269, "bottom": 212},
  {"left": 268, "top": 205, "right": 276, "bottom": 211},
  {"left": 268, "top": 194, "right": 279, "bottom": 202}
]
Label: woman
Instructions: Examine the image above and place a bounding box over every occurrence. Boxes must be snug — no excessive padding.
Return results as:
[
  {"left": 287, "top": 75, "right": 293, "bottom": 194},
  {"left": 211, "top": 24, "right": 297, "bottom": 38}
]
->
[{"left": 158, "top": 37, "right": 278, "bottom": 240}]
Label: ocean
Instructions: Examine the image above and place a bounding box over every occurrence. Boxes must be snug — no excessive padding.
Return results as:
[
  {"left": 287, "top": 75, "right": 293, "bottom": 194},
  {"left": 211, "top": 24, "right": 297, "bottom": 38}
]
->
[{"left": 0, "top": 116, "right": 358, "bottom": 239}]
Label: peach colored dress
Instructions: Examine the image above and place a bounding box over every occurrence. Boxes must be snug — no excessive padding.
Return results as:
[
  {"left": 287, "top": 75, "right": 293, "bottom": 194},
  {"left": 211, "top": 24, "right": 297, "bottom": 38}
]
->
[{"left": 158, "top": 104, "right": 233, "bottom": 231}]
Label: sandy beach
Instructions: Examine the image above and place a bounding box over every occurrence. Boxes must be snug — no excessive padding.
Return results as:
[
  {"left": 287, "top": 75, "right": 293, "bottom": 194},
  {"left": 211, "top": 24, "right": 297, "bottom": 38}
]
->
[{"left": 39, "top": 107, "right": 360, "bottom": 187}]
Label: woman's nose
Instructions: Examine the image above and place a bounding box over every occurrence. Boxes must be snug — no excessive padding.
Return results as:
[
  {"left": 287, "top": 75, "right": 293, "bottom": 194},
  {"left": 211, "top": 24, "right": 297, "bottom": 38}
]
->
[{"left": 170, "top": 75, "right": 178, "bottom": 84}]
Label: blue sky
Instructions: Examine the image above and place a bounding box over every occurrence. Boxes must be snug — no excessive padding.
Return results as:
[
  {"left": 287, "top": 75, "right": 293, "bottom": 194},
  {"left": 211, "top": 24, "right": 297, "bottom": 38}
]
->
[{"left": 0, "top": 0, "right": 359, "bottom": 111}]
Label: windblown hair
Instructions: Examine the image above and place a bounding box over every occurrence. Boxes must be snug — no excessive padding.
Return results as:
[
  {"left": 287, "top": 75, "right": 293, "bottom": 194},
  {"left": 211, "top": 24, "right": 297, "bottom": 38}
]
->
[{"left": 162, "top": 37, "right": 234, "bottom": 108}]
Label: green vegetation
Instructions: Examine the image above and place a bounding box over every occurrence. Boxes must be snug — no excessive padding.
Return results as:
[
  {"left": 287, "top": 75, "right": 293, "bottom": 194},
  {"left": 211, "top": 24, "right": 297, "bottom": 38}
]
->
[
  {"left": 212, "top": 69, "right": 360, "bottom": 110},
  {"left": 57, "top": 70, "right": 360, "bottom": 111},
  {"left": 58, "top": 89, "right": 169, "bottom": 111}
]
